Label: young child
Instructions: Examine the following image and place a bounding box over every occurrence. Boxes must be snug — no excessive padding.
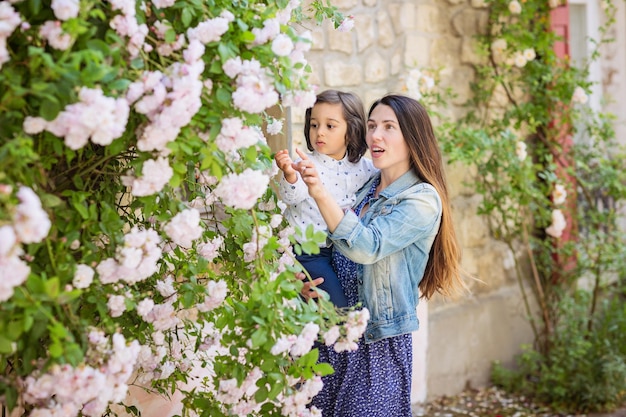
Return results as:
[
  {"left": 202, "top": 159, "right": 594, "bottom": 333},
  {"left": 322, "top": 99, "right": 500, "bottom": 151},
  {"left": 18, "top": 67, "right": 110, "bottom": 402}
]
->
[{"left": 275, "top": 90, "right": 376, "bottom": 307}]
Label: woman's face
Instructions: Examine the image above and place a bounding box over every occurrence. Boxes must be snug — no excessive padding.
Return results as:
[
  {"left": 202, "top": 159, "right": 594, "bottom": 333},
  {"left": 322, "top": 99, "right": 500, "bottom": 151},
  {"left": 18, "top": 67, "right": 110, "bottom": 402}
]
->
[{"left": 366, "top": 104, "right": 411, "bottom": 175}]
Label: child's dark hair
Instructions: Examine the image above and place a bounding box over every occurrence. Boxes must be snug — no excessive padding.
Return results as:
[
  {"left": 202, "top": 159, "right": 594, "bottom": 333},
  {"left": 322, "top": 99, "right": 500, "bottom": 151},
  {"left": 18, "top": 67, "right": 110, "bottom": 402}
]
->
[{"left": 304, "top": 90, "right": 367, "bottom": 163}]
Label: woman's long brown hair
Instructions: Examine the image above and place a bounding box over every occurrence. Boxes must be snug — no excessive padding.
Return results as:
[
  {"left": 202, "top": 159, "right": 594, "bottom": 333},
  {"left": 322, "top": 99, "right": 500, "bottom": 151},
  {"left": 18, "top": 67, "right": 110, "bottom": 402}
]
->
[{"left": 369, "top": 94, "right": 465, "bottom": 299}]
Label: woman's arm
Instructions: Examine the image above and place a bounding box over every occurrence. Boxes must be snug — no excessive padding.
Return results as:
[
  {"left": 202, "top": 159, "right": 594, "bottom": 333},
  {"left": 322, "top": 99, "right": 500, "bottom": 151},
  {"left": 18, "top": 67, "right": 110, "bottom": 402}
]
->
[{"left": 329, "top": 189, "right": 440, "bottom": 265}]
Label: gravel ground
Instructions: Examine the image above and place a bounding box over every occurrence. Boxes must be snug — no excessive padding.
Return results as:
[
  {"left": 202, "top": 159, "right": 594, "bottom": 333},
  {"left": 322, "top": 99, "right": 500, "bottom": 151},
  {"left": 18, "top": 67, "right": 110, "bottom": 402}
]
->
[{"left": 412, "top": 386, "right": 626, "bottom": 417}]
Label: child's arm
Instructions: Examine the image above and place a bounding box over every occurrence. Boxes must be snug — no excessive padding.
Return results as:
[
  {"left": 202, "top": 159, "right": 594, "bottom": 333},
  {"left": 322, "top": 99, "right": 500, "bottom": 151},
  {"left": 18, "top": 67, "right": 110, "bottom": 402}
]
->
[{"left": 275, "top": 149, "right": 297, "bottom": 184}]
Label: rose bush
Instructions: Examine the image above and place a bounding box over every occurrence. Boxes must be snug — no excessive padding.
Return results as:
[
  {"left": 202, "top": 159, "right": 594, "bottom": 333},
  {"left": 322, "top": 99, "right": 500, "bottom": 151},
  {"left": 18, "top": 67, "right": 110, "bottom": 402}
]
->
[
  {"left": 0, "top": 1, "right": 368, "bottom": 416},
  {"left": 430, "top": 0, "right": 626, "bottom": 411}
]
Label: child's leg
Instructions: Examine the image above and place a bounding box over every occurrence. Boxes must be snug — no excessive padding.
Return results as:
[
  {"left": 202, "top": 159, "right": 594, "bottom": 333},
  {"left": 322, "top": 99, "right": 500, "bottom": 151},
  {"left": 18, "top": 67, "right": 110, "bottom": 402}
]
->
[{"left": 296, "top": 248, "right": 348, "bottom": 307}]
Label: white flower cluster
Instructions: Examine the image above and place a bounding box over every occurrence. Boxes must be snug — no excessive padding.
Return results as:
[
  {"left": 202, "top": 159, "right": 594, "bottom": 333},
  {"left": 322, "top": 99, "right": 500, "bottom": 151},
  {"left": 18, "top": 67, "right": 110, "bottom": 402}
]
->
[
  {"left": 128, "top": 42, "right": 205, "bottom": 153},
  {"left": 22, "top": 332, "right": 141, "bottom": 417},
  {"left": 0, "top": 186, "right": 51, "bottom": 302},
  {"left": 402, "top": 68, "right": 435, "bottom": 101},
  {"left": 213, "top": 168, "right": 270, "bottom": 210},
  {"left": 242, "top": 225, "right": 273, "bottom": 263},
  {"left": 279, "top": 376, "right": 324, "bottom": 417},
  {"left": 108, "top": 0, "right": 149, "bottom": 58},
  {"left": 571, "top": 86, "right": 588, "bottom": 105},
  {"left": 23, "top": 87, "right": 130, "bottom": 150},
  {"left": 337, "top": 15, "right": 355, "bottom": 32},
  {"left": 546, "top": 183, "right": 568, "bottom": 238},
  {"left": 266, "top": 118, "right": 284, "bottom": 136},
  {"left": 491, "top": 38, "right": 537, "bottom": 69},
  {"left": 509, "top": 0, "right": 522, "bottom": 14},
  {"left": 281, "top": 89, "right": 318, "bottom": 112},
  {"left": 223, "top": 57, "right": 280, "bottom": 114},
  {"left": 125, "top": 156, "right": 174, "bottom": 197},
  {"left": 39, "top": 20, "right": 72, "bottom": 50},
  {"left": 38, "top": 0, "right": 80, "bottom": 51},
  {"left": 215, "top": 117, "right": 265, "bottom": 154},
  {"left": 515, "top": 140, "right": 527, "bottom": 161},
  {"left": 163, "top": 208, "right": 203, "bottom": 249},
  {"left": 211, "top": 342, "right": 324, "bottom": 416},
  {"left": 96, "top": 227, "right": 162, "bottom": 285},
  {"left": 322, "top": 308, "right": 370, "bottom": 352},
  {"left": 271, "top": 322, "right": 320, "bottom": 358},
  {"left": 187, "top": 11, "right": 233, "bottom": 45},
  {"left": 196, "top": 279, "right": 228, "bottom": 312},
  {"left": 0, "top": 2, "right": 22, "bottom": 68},
  {"left": 196, "top": 235, "right": 224, "bottom": 262}
]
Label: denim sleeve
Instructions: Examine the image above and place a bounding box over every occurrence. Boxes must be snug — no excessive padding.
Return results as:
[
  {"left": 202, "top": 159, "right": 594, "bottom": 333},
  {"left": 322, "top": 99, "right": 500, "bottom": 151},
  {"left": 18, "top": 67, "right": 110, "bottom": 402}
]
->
[{"left": 328, "top": 188, "right": 441, "bottom": 265}]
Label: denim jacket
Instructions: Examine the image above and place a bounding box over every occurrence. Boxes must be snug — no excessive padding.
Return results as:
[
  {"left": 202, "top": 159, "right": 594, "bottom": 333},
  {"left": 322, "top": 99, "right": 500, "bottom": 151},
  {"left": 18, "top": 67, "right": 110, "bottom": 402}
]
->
[{"left": 328, "top": 170, "right": 442, "bottom": 343}]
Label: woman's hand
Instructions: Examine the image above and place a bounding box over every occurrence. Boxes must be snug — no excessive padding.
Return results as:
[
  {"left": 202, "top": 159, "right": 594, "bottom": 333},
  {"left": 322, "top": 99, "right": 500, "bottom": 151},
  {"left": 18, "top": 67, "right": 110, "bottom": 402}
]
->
[{"left": 295, "top": 271, "right": 324, "bottom": 301}]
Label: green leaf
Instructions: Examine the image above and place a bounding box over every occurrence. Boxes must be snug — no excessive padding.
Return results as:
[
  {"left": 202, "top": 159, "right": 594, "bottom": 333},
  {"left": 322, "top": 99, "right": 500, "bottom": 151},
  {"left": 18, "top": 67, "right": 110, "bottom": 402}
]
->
[
  {"left": 313, "top": 362, "right": 335, "bottom": 376},
  {"left": 0, "top": 335, "right": 15, "bottom": 354},
  {"left": 250, "top": 328, "right": 267, "bottom": 347},
  {"left": 181, "top": 8, "right": 193, "bottom": 27},
  {"left": 254, "top": 385, "right": 268, "bottom": 403},
  {"left": 216, "top": 87, "right": 231, "bottom": 105},
  {"left": 45, "top": 277, "right": 60, "bottom": 298},
  {"left": 39, "top": 97, "right": 62, "bottom": 121}
]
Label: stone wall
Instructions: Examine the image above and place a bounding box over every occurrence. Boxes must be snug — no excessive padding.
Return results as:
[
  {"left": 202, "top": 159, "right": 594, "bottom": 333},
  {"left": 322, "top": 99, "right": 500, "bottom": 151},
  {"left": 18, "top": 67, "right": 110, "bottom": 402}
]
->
[{"left": 280, "top": 0, "right": 536, "bottom": 401}]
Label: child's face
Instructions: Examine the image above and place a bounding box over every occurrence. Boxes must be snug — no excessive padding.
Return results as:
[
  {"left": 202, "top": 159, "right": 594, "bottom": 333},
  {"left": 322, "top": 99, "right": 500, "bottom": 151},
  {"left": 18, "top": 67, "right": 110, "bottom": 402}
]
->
[{"left": 308, "top": 102, "right": 348, "bottom": 160}]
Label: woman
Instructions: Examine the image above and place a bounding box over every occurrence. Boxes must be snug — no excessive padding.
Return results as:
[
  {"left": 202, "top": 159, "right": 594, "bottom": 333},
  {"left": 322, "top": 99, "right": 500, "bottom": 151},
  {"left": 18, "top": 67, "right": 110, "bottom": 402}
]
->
[{"left": 295, "top": 94, "right": 465, "bottom": 416}]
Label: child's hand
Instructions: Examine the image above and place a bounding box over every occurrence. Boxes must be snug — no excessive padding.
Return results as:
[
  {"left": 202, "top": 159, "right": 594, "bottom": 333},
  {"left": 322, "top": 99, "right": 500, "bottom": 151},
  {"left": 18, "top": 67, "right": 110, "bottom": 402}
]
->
[
  {"left": 275, "top": 149, "right": 298, "bottom": 183},
  {"left": 295, "top": 148, "right": 325, "bottom": 198}
]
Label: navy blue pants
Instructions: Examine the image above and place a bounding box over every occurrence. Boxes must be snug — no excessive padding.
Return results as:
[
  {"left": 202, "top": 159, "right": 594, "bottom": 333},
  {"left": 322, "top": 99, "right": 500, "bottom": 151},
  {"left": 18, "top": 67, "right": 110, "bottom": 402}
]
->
[{"left": 296, "top": 247, "right": 348, "bottom": 308}]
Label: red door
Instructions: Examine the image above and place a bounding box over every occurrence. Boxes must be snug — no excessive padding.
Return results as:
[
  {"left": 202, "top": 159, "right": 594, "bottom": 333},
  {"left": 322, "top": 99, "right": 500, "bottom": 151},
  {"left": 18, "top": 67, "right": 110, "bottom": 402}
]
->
[{"left": 550, "top": 4, "right": 577, "bottom": 274}]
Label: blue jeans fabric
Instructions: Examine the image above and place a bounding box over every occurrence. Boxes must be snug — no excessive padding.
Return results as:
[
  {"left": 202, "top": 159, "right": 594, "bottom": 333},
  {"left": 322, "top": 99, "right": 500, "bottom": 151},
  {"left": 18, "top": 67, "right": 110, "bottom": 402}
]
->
[{"left": 296, "top": 247, "right": 348, "bottom": 308}]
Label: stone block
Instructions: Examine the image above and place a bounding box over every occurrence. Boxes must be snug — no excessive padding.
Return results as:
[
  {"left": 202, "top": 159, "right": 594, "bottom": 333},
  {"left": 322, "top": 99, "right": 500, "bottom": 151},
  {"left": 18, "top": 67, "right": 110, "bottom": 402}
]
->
[
  {"left": 323, "top": 61, "right": 363, "bottom": 86},
  {"left": 460, "top": 36, "right": 483, "bottom": 66},
  {"left": 431, "top": 35, "right": 462, "bottom": 68},
  {"left": 446, "top": 161, "right": 477, "bottom": 198},
  {"left": 451, "top": 6, "right": 484, "bottom": 36},
  {"left": 389, "top": 2, "right": 416, "bottom": 33},
  {"left": 355, "top": 14, "right": 375, "bottom": 52},
  {"left": 416, "top": 4, "right": 441, "bottom": 33},
  {"left": 363, "top": 88, "right": 388, "bottom": 109},
  {"left": 364, "top": 53, "right": 388, "bottom": 83},
  {"left": 391, "top": 48, "right": 403, "bottom": 75},
  {"left": 310, "top": 28, "right": 325, "bottom": 50},
  {"left": 327, "top": 26, "right": 353, "bottom": 54},
  {"left": 452, "top": 194, "right": 490, "bottom": 248},
  {"left": 377, "top": 11, "right": 395, "bottom": 47},
  {"left": 404, "top": 35, "right": 431, "bottom": 68},
  {"left": 331, "top": 0, "right": 358, "bottom": 8}
]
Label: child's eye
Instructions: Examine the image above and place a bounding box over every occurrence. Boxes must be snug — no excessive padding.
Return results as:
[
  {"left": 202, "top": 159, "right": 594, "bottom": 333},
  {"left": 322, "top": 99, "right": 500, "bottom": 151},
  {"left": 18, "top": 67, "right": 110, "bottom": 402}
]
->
[
  {"left": 310, "top": 123, "right": 318, "bottom": 128},
  {"left": 327, "top": 124, "right": 335, "bottom": 129}
]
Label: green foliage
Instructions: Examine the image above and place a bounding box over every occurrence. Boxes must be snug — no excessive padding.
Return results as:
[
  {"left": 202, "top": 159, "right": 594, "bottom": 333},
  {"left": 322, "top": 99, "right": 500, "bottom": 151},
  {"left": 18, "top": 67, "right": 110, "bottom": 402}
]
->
[
  {"left": 431, "top": 0, "right": 626, "bottom": 412},
  {"left": 492, "top": 289, "right": 626, "bottom": 413},
  {"left": 0, "top": 0, "right": 359, "bottom": 415}
]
